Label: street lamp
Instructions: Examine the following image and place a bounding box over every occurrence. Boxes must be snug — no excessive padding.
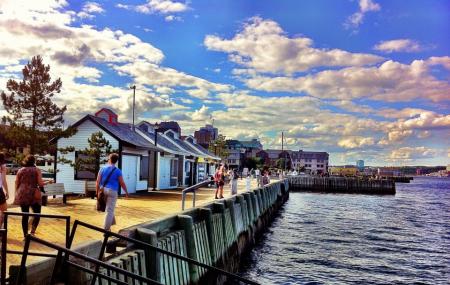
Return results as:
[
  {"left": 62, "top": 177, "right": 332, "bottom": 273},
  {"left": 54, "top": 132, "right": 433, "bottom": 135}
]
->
[
  {"left": 130, "top": 85, "right": 136, "bottom": 131},
  {"left": 153, "top": 123, "right": 159, "bottom": 191},
  {"left": 213, "top": 143, "right": 217, "bottom": 156}
]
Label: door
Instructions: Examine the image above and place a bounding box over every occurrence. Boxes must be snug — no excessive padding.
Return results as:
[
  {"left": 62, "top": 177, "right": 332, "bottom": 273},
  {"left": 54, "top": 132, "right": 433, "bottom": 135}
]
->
[
  {"left": 159, "top": 157, "right": 171, "bottom": 189},
  {"left": 122, "top": 155, "right": 137, "bottom": 194}
]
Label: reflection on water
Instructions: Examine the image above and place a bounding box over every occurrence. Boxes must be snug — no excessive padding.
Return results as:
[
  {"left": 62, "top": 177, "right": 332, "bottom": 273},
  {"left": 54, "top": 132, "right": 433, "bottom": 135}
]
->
[{"left": 241, "top": 177, "right": 450, "bottom": 285}]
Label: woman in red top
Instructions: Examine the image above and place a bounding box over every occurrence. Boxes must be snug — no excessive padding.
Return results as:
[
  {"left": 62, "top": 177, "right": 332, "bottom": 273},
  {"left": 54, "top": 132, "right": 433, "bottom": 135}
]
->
[
  {"left": 14, "top": 155, "right": 46, "bottom": 237},
  {"left": 0, "top": 152, "right": 9, "bottom": 228}
]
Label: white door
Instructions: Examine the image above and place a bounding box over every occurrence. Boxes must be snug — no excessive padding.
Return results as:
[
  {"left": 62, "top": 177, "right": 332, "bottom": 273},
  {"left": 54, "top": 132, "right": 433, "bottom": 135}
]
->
[
  {"left": 159, "top": 157, "right": 171, "bottom": 189},
  {"left": 122, "top": 155, "right": 137, "bottom": 194}
]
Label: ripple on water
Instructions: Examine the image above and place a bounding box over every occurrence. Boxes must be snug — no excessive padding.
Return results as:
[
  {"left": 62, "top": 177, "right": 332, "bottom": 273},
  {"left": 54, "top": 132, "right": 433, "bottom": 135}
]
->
[{"left": 241, "top": 177, "right": 450, "bottom": 285}]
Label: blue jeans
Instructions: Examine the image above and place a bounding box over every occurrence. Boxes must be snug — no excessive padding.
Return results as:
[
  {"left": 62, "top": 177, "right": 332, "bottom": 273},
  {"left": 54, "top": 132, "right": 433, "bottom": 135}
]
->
[{"left": 103, "top": 188, "right": 118, "bottom": 231}]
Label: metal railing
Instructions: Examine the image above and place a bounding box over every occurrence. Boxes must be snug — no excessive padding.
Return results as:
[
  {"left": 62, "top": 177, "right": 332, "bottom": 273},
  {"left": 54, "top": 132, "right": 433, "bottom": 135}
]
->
[
  {"left": 68, "top": 220, "right": 259, "bottom": 285},
  {"left": 181, "top": 178, "right": 214, "bottom": 210},
  {"left": 1, "top": 211, "right": 71, "bottom": 285},
  {"left": 18, "top": 234, "right": 162, "bottom": 285}
]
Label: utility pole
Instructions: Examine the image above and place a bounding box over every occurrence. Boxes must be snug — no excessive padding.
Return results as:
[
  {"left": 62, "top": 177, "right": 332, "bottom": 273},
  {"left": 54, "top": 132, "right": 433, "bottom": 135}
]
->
[
  {"left": 281, "top": 131, "right": 284, "bottom": 151},
  {"left": 130, "top": 85, "right": 136, "bottom": 131}
]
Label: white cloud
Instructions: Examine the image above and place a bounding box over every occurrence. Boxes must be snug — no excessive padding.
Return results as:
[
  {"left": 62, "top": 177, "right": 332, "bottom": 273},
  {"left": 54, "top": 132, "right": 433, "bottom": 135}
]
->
[
  {"left": 345, "top": 0, "right": 381, "bottom": 29},
  {"left": 165, "top": 15, "right": 181, "bottom": 22},
  {"left": 388, "top": 146, "right": 437, "bottom": 160},
  {"left": 374, "top": 39, "right": 423, "bottom": 53},
  {"left": 0, "top": 0, "right": 227, "bottom": 122},
  {"left": 204, "top": 17, "right": 382, "bottom": 75},
  {"left": 338, "top": 136, "right": 375, "bottom": 149},
  {"left": 242, "top": 59, "right": 450, "bottom": 102},
  {"left": 117, "top": 0, "right": 188, "bottom": 15},
  {"left": 78, "top": 2, "right": 104, "bottom": 19}
]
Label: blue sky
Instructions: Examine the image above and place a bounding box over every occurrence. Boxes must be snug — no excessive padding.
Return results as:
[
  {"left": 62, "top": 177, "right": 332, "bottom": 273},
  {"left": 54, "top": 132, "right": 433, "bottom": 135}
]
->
[{"left": 0, "top": 0, "right": 449, "bottom": 166}]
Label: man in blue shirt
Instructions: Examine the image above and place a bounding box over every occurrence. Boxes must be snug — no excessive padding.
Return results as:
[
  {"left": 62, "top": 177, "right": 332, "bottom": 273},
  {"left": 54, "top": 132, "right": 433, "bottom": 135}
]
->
[{"left": 96, "top": 153, "right": 129, "bottom": 231}]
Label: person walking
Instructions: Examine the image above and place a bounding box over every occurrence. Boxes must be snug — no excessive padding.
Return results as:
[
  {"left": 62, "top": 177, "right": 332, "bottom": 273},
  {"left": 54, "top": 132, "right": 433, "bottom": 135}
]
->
[
  {"left": 230, "top": 168, "right": 239, "bottom": 195},
  {"left": 255, "top": 168, "right": 261, "bottom": 187},
  {"left": 214, "top": 165, "right": 225, "bottom": 199},
  {"left": 245, "top": 173, "right": 252, "bottom": 192},
  {"left": 14, "top": 155, "right": 46, "bottom": 237},
  {"left": 0, "top": 153, "right": 10, "bottom": 228},
  {"left": 96, "top": 153, "right": 129, "bottom": 231}
]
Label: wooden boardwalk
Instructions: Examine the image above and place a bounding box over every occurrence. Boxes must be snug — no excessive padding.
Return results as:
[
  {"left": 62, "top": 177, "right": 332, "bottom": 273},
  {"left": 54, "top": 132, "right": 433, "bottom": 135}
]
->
[{"left": 3, "top": 175, "right": 260, "bottom": 269}]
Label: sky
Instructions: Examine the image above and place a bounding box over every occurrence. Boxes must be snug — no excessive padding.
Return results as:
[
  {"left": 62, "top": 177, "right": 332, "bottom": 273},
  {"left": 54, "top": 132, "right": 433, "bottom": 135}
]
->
[{"left": 0, "top": 0, "right": 449, "bottom": 166}]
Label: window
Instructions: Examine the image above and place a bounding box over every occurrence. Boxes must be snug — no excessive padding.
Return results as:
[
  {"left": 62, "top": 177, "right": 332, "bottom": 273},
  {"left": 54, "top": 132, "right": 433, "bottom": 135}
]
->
[
  {"left": 170, "top": 159, "right": 178, "bottom": 177},
  {"left": 140, "top": 156, "right": 149, "bottom": 180},
  {"left": 74, "top": 151, "right": 98, "bottom": 180}
]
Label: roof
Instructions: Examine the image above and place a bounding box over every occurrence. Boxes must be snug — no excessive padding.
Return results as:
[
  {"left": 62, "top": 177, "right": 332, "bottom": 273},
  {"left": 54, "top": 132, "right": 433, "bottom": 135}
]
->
[
  {"left": 183, "top": 138, "right": 221, "bottom": 160},
  {"left": 137, "top": 123, "right": 190, "bottom": 155},
  {"left": 59, "top": 115, "right": 163, "bottom": 151}
]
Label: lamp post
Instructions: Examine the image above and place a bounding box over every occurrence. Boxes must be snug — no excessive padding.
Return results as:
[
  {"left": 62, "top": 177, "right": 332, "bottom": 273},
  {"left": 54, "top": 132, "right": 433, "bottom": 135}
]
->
[
  {"left": 153, "top": 123, "right": 159, "bottom": 191},
  {"left": 130, "top": 85, "right": 136, "bottom": 131},
  {"left": 213, "top": 143, "right": 217, "bottom": 156}
]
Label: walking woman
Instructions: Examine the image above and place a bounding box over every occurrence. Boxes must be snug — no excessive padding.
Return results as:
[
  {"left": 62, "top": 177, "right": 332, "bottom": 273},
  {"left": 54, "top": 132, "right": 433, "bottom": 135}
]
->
[
  {"left": 214, "top": 164, "right": 225, "bottom": 199},
  {"left": 14, "top": 155, "right": 46, "bottom": 237},
  {"left": 0, "top": 153, "right": 10, "bottom": 228},
  {"left": 96, "top": 153, "right": 129, "bottom": 231}
]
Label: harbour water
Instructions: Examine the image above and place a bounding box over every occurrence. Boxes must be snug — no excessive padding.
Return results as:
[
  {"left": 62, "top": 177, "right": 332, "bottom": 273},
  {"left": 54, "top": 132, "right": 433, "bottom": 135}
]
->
[{"left": 241, "top": 177, "right": 450, "bottom": 284}]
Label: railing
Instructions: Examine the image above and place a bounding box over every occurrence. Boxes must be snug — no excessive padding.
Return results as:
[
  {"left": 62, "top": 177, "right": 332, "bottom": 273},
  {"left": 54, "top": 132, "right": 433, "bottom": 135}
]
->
[
  {"left": 68, "top": 220, "right": 259, "bottom": 285},
  {"left": 1, "top": 211, "right": 71, "bottom": 285},
  {"left": 18, "top": 234, "right": 162, "bottom": 285},
  {"left": 181, "top": 179, "right": 214, "bottom": 210}
]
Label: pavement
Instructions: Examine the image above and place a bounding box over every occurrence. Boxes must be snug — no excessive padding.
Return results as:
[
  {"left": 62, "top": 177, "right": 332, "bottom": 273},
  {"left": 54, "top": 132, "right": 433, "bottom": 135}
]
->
[{"left": 2, "top": 174, "right": 265, "bottom": 268}]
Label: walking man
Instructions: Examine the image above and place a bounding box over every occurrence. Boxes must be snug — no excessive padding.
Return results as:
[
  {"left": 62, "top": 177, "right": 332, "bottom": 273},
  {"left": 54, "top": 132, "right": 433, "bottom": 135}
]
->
[{"left": 96, "top": 153, "right": 129, "bottom": 231}]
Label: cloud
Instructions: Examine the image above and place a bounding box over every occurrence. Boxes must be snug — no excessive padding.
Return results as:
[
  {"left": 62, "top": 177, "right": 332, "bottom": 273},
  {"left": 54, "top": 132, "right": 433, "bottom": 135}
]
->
[
  {"left": 345, "top": 0, "right": 381, "bottom": 29},
  {"left": 242, "top": 59, "right": 450, "bottom": 102},
  {"left": 374, "top": 39, "right": 424, "bottom": 53},
  {"left": 78, "top": 1, "right": 104, "bottom": 19},
  {"left": 117, "top": 0, "right": 188, "bottom": 15},
  {"left": 165, "top": 15, "right": 181, "bottom": 22},
  {"left": 0, "top": 0, "right": 226, "bottom": 122},
  {"left": 338, "top": 136, "right": 375, "bottom": 149},
  {"left": 204, "top": 17, "right": 382, "bottom": 75},
  {"left": 388, "top": 146, "right": 437, "bottom": 160}
]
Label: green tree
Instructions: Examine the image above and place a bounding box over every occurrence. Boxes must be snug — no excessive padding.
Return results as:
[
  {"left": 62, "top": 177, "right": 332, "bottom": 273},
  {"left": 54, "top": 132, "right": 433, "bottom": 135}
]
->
[
  {"left": 58, "top": 131, "right": 116, "bottom": 173},
  {"left": 276, "top": 158, "right": 291, "bottom": 170},
  {"left": 208, "top": 134, "right": 229, "bottom": 160},
  {"left": 1, "top": 55, "right": 72, "bottom": 154},
  {"left": 242, "top": 157, "right": 263, "bottom": 170}
]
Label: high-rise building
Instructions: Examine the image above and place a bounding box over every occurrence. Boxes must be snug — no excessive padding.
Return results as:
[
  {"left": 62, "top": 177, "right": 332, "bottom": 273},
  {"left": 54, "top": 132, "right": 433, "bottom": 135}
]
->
[
  {"left": 356, "top": 160, "right": 364, "bottom": 171},
  {"left": 194, "top": 124, "right": 218, "bottom": 148}
]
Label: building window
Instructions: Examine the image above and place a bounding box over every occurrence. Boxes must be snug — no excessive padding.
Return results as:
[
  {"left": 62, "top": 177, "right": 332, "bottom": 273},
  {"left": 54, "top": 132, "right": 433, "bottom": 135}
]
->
[
  {"left": 170, "top": 159, "right": 178, "bottom": 177},
  {"left": 74, "top": 151, "right": 98, "bottom": 180},
  {"left": 140, "top": 156, "right": 149, "bottom": 180}
]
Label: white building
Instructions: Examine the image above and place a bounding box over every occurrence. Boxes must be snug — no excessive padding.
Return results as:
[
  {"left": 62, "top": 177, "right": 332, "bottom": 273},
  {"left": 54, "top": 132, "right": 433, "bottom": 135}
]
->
[{"left": 54, "top": 108, "right": 161, "bottom": 194}]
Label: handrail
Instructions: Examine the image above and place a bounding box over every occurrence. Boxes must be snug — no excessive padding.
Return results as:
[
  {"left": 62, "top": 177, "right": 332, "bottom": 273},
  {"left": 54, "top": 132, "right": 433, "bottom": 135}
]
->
[
  {"left": 0, "top": 229, "right": 6, "bottom": 285},
  {"left": 18, "top": 234, "right": 162, "bottom": 285},
  {"left": 1, "top": 211, "right": 71, "bottom": 284},
  {"left": 181, "top": 178, "right": 213, "bottom": 210},
  {"left": 70, "top": 219, "right": 260, "bottom": 285}
]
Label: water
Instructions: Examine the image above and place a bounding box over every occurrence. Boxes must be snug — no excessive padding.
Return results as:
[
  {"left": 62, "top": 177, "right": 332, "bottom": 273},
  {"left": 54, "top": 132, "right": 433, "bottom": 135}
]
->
[{"left": 241, "top": 177, "right": 450, "bottom": 284}]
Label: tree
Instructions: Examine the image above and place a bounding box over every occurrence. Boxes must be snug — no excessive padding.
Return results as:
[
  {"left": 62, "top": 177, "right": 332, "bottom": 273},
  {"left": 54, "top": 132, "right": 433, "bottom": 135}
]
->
[
  {"left": 208, "top": 134, "right": 229, "bottom": 161},
  {"left": 1, "top": 55, "right": 71, "bottom": 154},
  {"left": 242, "top": 157, "right": 263, "bottom": 170},
  {"left": 59, "top": 132, "right": 116, "bottom": 173},
  {"left": 276, "top": 158, "right": 291, "bottom": 170}
]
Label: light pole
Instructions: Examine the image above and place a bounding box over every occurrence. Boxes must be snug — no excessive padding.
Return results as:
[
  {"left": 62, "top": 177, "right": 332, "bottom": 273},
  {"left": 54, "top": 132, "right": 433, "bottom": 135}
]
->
[
  {"left": 130, "top": 85, "right": 136, "bottom": 131},
  {"left": 152, "top": 123, "right": 160, "bottom": 191},
  {"left": 214, "top": 143, "right": 217, "bottom": 156}
]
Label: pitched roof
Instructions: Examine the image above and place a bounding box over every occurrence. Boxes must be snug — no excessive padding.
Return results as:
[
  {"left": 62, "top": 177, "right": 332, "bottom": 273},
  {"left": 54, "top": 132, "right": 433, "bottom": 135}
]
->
[
  {"left": 88, "top": 115, "right": 163, "bottom": 150},
  {"left": 58, "top": 115, "right": 162, "bottom": 151},
  {"left": 137, "top": 122, "right": 189, "bottom": 155}
]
